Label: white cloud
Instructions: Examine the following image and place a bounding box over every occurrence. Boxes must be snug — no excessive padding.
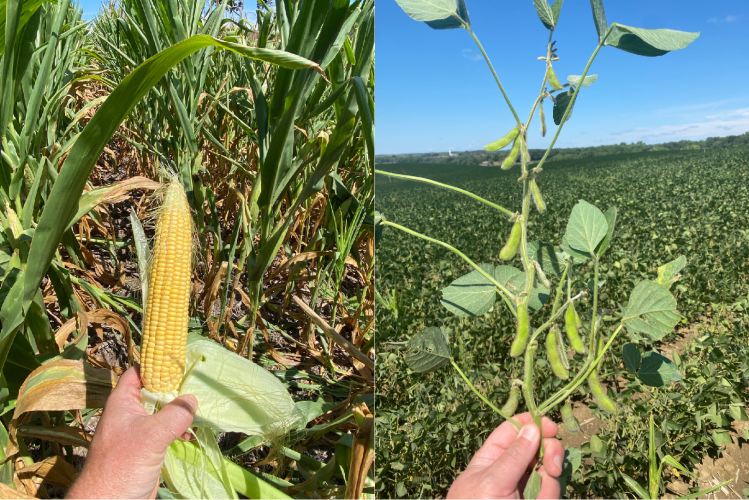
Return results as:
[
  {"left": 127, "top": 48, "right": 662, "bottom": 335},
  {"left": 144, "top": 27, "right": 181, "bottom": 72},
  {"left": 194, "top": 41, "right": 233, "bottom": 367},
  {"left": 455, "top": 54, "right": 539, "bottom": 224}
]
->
[
  {"left": 462, "top": 49, "right": 481, "bottom": 62},
  {"left": 607, "top": 114, "right": 749, "bottom": 144},
  {"left": 708, "top": 15, "right": 737, "bottom": 23}
]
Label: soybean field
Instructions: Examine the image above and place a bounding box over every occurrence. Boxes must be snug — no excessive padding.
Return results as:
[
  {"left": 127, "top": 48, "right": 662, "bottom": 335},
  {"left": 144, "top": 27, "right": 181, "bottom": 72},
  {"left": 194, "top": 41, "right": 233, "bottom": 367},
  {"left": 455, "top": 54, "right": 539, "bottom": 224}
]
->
[{"left": 375, "top": 147, "right": 749, "bottom": 498}]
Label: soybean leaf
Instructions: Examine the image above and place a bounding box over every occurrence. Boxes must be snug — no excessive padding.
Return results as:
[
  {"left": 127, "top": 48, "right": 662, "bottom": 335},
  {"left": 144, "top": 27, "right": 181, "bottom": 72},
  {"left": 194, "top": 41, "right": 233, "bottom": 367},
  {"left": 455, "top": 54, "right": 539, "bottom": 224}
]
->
[
  {"left": 623, "top": 280, "right": 680, "bottom": 341},
  {"left": 606, "top": 24, "right": 699, "bottom": 57},
  {"left": 728, "top": 405, "right": 748, "bottom": 422},
  {"left": 551, "top": 0, "right": 563, "bottom": 25},
  {"left": 405, "top": 327, "right": 451, "bottom": 373},
  {"left": 441, "top": 263, "right": 496, "bottom": 317},
  {"left": 508, "top": 274, "right": 549, "bottom": 313},
  {"left": 394, "top": 0, "right": 469, "bottom": 30},
  {"left": 711, "top": 429, "right": 732, "bottom": 447},
  {"left": 533, "top": 0, "right": 555, "bottom": 30},
  {"left": 637, "top": 351, "right": 681, "bottom": 387},
  {"left": 560, "top": 235, "right": 591, "bottom": 265},
  {"left": 567, "top": 74, "right": 598, "bottom": 87},
  {"left": 558, "top": 446, "right": 580, "bottom": 494},
  {"left": 495, "top": 265, "right": 523, "bottom": 292},
  {"left": 655, "top": 255, "right": 686, "bottom": 289},
  {"left": 589, "top": 434, "right": 605, "bottom": 453},
  {"left": 523, "top": 470, "right": 542, "bottom": 500},
  {"left": 622, "top": 343, "right": 640, "bottom": 373},
  {"left": 589, "top": 0, "right": 608, "bottom": 43},
  {"left": 620, "top": 472, "right": 649, "bottom": 500},
  {"left": 527, "top": 240, "right": 563, "bottom": 275},
  {"left": 565, "top": 200, "right": 608, "bottom": 256},
  {"left": 552, "top": 91, "right": 575, "bottom": 125},
  {"left": 595, "top": 206, "right": 617, "bottom": 257}
]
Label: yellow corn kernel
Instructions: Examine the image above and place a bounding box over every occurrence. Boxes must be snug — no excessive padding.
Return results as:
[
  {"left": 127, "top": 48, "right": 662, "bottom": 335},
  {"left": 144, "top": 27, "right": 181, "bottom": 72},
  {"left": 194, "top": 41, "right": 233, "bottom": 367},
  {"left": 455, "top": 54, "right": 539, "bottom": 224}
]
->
[{"left": 140, "top": 180, "right": 193, "bottom": 394}]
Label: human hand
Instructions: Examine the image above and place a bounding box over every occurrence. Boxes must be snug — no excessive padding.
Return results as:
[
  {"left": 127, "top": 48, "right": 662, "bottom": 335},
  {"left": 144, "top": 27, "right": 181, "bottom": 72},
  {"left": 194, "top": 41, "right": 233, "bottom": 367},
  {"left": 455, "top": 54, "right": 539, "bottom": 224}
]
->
[
  {"left": 447, "top": 413, "right": 565, "bottom": 499},
  {"left": 67, "top": 367, "right": 197, "bottom": 499}
]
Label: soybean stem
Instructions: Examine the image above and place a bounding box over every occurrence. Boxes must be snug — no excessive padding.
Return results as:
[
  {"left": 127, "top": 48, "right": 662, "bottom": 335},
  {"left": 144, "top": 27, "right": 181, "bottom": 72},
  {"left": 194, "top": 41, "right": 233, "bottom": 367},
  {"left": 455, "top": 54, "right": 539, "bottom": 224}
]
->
[
  {"left": 375, "top": 170, "right": 513, "bottom": 216},
  {"left": 451, "top": 359, "right": 521, "bottom": 429},
  {"left": 465, "top": 25, "right": 521, "bottom": 127},
  {"left": 538, "top": 323, "right": 624, "bottom": 413},
  {"left": 381, "top": 220, "right": 516, "bottom": 307},
  {"left": 534, "top": 24, "right": 615, "bottom": 173}
]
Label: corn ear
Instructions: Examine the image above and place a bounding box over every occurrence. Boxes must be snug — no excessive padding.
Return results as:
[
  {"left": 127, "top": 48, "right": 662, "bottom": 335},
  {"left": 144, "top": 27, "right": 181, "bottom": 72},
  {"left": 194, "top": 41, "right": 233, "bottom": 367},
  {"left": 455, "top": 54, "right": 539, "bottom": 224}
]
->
[{"left": 140, "top": 180, "right": 194, "bottom": 406}]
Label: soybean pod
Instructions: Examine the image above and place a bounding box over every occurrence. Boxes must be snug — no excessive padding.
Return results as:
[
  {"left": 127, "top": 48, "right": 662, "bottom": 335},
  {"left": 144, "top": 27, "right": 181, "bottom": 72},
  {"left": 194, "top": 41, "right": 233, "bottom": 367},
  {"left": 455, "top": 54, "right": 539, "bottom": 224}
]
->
[
  {"left": 588, "top": 370, "right": 616, "bottom": 412},
  {"left": 530, "top": 178, "right": 546, "bottom": 214},
  {"left": 561, "top": 402, "right": 581, "bottom": 434},
  {"left": 565, "top": 303, "right": 585, "bottom": 354},
  {"left": 484, "top": 126, "right": 519, "bottom": 152},
  {"left": 539, "top": 100, "right": 547, "bottom": 137},
  {"left": 501, "top": 385, "right": 519, "bottom": 416},
  {"left": 510, "top": 302, "right": 530, "bottom": 357},
  {"left": 545, "top": 327, "right": 569, "bottom": 380},
  {"left": 501, "top": 139, "right": 521, "bottom": 169},
  {"left": 500, "top": 219, "right": 522, "bottom": 260},
  {"left": 547, "top": 65, "right": 563, "bottom": 91}
]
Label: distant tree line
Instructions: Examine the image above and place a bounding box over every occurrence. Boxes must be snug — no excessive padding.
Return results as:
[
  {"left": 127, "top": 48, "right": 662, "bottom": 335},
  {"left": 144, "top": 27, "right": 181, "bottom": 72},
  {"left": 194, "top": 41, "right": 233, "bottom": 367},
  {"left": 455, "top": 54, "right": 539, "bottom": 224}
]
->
[{"left": 375, "top": 131, "right": 749, "bottom": 165}]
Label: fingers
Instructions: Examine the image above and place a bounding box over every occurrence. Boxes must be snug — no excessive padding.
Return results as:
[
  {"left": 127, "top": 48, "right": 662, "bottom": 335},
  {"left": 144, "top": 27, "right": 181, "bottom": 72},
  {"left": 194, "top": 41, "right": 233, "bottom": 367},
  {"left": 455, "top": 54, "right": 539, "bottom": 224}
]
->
[
  {"left": 482, "top": 422, "right": 541, "bottom": 490},
  {"left": 147, "top": 394, "right": 198, "bottom": 450},
  {"left": 542, "top": 437, "right": 564, "bottom": 477},
  {"left": 107, "top": 367, "right": 142, "bottom": 406},
  {"left": 536, "top": 466, "right": 561, "bottom": 499},
  {"left": 470, "top": 413, "right": 558, "bottom": 468}
]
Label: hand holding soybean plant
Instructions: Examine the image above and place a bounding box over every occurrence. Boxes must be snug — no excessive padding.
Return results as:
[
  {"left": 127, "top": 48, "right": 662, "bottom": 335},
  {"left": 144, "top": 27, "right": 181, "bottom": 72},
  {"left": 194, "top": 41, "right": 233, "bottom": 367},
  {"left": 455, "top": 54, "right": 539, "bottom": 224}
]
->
[{"left": 375, "top": 1, "right": 719, "bottom": 498}]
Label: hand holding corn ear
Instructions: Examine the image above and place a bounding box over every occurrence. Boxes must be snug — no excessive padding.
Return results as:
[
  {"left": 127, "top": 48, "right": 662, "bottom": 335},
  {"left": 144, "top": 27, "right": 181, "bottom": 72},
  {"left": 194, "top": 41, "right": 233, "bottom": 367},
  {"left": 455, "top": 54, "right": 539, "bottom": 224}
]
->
[
  {"left": 129, "top": 179, "right": 304, "bottom": 497},
  {"left": 67, "top": 367, "right": 198, "bottom": 499}
]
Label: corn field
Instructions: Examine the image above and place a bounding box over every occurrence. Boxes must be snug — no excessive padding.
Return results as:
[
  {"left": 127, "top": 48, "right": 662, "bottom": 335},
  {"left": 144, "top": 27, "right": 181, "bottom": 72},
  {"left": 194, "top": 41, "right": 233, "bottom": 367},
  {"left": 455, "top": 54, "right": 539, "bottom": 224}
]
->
[{"left": 0, "top": 0, "right": 375, "bottom": 497}]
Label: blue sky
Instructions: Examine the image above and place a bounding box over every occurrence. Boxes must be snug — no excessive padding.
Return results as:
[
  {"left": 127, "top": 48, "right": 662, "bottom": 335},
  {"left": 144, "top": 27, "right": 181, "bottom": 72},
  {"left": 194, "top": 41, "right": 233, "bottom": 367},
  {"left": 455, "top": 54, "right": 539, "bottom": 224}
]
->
[{"left": 376, "top": 0, "right": 749, "bottom": 154}]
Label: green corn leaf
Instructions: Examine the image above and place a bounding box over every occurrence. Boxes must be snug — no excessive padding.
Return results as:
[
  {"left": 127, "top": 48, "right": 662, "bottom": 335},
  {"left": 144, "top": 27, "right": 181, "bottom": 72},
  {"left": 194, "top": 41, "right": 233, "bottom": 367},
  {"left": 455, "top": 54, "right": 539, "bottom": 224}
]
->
[{"left": 23, "top": 34, "right": 324, "bottom": 318}]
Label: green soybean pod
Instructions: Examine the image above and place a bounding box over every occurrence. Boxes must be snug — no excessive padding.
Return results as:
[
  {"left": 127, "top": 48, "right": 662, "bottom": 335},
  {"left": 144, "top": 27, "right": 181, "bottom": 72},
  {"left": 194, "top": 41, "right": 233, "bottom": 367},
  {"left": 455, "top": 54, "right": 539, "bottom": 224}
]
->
[
  {"left": 539, "top": 100, "right": 547, "bottom": 137},
  {"left": 510, "top": 302, "right": 530, "bottom": 357},
  {"left": 530, "top": 178, "right": 546, "bottom": 214},
  {"left": 547, "top": 65, "right": 563, "bottom": 91},
  {"left": 561, "top": 402, "right": 581, "bottom": 434},
  {"left": 588, "top": 370, "right": 616, "bottom": 412},
  {"left": 565, "top": 304, "right": 585, "bottom": 354},
  {"left": 484, "top": 126, "right": 519, "bottom": 152},
  {"left": 499, "top": 219, "right": 522, "bottom": 260},
  {"left": 501, "top": 385, "right": 519, "bottom": 416},
  {"left": 501, "top": 139, "right": 521, "bottom": 169},
  {"left": 546, "top": 328, "right": 569, "bottom": 380}
]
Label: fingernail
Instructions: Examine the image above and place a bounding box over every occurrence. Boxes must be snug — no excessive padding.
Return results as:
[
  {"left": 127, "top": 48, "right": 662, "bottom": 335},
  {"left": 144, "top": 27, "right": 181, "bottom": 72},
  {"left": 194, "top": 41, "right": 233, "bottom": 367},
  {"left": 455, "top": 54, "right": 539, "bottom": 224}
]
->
[
  {"left": 554, "top": 454, "right": 563, "bottom": 470},
  {"left": 517, "top": 424, "right": 539, "bottom": 442},
  {"left": 181, "top": 394, "right": 199, "bottom": 415}
]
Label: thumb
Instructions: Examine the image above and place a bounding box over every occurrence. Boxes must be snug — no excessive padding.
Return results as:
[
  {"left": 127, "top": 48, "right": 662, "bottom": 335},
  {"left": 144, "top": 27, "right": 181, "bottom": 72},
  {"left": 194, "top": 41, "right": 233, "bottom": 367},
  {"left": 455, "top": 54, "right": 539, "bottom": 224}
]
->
[
  {"left": 487, "top": 423, "right": 541, "bottom": 488},
  {"left": 147, "top": 394, "right": 198, "bottom": 451}
]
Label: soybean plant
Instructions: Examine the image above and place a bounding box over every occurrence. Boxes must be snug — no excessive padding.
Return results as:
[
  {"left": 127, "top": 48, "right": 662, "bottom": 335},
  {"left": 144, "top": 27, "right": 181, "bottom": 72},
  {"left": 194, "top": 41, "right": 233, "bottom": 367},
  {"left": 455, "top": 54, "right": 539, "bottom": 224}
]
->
[{"left": 377, "top": 1, "right": 698, "bottom": 497}]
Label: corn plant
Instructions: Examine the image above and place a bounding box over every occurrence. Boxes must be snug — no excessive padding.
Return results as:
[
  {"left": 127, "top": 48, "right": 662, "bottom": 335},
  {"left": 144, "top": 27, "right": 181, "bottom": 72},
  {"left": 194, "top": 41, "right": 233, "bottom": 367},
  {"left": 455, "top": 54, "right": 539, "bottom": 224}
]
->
[
  {"left": 378, "top": 0, "right": 700, "bottom": 496},
  {"left": 0, "top": 0, "right": 374, "bottom": 496},
  {"left": 619, "top": 414, "right": 730, "bottom": 499}
]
